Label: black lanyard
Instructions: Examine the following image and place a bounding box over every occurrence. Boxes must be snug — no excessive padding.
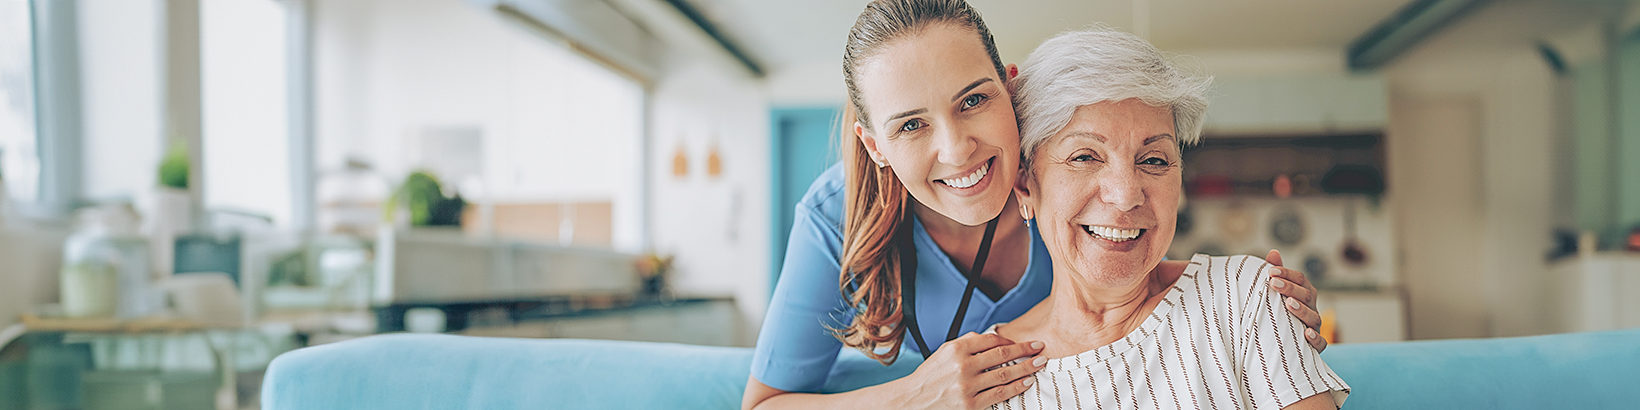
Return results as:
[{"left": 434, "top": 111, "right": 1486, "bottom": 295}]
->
[{"left": 899, "top": 214, "right": 1000, "bottom": 359}]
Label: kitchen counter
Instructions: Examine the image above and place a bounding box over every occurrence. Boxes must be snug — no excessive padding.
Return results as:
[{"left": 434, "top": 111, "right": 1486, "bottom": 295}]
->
[
  {"left": 373, "top": 295, "right": 747, "bottom": 347},
  {"left": 1551, "top": 252, "right": 1640, "bottom": 333}
]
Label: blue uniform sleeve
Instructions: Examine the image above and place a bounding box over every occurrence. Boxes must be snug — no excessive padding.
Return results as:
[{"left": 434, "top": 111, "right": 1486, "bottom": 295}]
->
[{"left": 750, "top": 171, "right": 855, "bottom": 393}]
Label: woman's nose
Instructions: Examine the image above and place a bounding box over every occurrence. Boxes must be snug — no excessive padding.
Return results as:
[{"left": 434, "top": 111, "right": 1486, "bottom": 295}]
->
[
  {"left": 933, "top": 125, "right": 977, "bottom": 165},
  {"left": 1098, "top": 168, "right": 1143, "bottom": 211}
]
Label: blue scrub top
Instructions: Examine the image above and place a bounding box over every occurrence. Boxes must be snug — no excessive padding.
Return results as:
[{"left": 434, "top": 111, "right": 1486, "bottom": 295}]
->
[{"left": 750, "top": 163, "right": 1055, "bottom": 393}]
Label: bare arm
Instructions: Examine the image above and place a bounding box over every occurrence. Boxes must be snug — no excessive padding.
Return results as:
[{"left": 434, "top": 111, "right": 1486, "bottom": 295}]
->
[
  {"left": 1283, "top": 391, "right": 1338, "bottom": 410},
  {"left": 743, "top": 333, "right": 1046, "bottom": 410},
  {"left": 743, "top": 376, "right": 912, "bottom": 410}
]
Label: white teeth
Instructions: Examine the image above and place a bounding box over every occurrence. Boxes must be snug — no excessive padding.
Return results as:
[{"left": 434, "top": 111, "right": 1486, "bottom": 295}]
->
[
  {"left": 941, "top": 161, "right": 989, "bottom": 189},
  {"left": 1083, "top": 225, "right": 1142, "bottom": 242}
]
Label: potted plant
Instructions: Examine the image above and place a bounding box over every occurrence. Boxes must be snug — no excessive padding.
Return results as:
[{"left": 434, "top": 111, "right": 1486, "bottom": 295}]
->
[{"left": 388, "top": 171, "right": 466, "bottom": 227}]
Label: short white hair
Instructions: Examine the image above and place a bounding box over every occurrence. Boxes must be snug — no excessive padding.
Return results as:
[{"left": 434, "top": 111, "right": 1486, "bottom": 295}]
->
[{"left": 1011, "top": 25, "right": 1212, "bottom": 171}]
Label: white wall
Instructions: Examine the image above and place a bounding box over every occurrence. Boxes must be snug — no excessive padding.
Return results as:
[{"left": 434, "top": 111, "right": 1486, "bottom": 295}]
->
[
  {"left": 1388, "top": 95, "right": 1490, "bottom": 339},
  {"left": 766, "top": 60, "right": 845, "bottom": 107},
  {"left": 312, "top": 0, "right": 645, "bottom": 250},
  {"left": 1384, "top": 23, "right": 1568, "bottom": 339},
  {"left": 1181, "top": 47, "right": 1346, "bottom": 76},
  {"left": 1475, "top": 51, "right": 1559, "bottom": 337},
  {"left": 644, "top": 33, "right": 773, "bottom": 342}
]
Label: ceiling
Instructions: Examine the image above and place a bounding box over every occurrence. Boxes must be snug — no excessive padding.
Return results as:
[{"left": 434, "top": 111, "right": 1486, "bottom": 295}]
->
[
  {"left": 1402, "top": 0, "right": 1624, "bottom": 56},
  {"left": 680, "top": 0, "right": 1418, "bottom": 73}
]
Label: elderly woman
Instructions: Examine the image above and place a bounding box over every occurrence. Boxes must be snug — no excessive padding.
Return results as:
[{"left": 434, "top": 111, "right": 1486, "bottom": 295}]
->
[{"left": 986, "top": 26, "right": 1350, "bottom": 409}]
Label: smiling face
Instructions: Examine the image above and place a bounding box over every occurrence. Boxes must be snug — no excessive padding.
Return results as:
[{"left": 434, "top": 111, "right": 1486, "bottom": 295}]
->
[
  {"left": 852, "top": 23, "right": 1019, "bottom": 226},
  {"left": 1017, "top": 99, "right": 1182, "bottom": 287}
]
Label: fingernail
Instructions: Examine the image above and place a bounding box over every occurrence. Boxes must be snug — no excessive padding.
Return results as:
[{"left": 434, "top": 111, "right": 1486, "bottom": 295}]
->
[
  {"left": 1306, "top": 328, "right": 1319, "bottom": 339},
  {"left": 1266, "top": 267, "right": 1280, "bottom": 277},
  {"left": 1272, "top": 280, "right": 1286, "bottom": 289},
  {"left": 1030, "top": 341, "right": 1044, "bottom": 350},
  {"left": 1024, "top": 377, "right": 1035, "bottom": 387},
  {"left": 1032, "top": 357, "right": 1047, "bottom": 367},
  {"left": 1285, "top": 298, "right": 1300, "bottom": 310}
]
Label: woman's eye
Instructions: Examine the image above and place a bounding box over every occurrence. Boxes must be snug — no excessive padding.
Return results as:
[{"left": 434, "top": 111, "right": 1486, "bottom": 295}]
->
[
  {"left": 1140, "top": 157, "right": 1171, "bottom": 166},
  {"left": 962, "top": 93, "right": 988, "bottom": 109},
  {"left": 899, "top": 119, "right": 925, "bottom": 133},
  {"left": 1072, "top": 154, "right": 1098, "bottom": 162}
]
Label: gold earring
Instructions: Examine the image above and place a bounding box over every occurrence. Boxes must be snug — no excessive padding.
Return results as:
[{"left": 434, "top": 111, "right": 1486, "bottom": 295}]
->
[{"left": 1018, "top": 204, "right": 1032, "bottom": 220}]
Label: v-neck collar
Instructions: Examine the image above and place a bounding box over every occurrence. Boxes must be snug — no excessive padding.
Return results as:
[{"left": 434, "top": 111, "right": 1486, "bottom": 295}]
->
[
  {"left": 909, "top": 216, "right": 1043, "bottom": 306},
  {"left": 993, "top": 253, "right": 1201, "bottom": 372}
]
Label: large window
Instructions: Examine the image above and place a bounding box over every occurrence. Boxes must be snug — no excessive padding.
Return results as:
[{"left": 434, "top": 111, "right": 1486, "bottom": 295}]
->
[
  {"left": 6, "top": 0, "right": 643, "bottom": 240},
  {"left": 0, "top": 0, "right": 38, "bottom": 205},
  {"left": 202, "top": 0, "right": 291, "bottom": 225},
  {"left": 78, "top": 0, "right": 162, "bottom": 203}
]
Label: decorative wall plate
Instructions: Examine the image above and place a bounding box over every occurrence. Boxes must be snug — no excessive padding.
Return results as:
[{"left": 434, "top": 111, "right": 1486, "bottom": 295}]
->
[
  {"left": 1270, "top": 206, "right": 1305, "bottom": 247},
  {"left": 1218, "top": 204, "right": 1254, "bottom": 242},
  {"left": 1303, "top": 253, "right": 1328, "bottom": 284}
]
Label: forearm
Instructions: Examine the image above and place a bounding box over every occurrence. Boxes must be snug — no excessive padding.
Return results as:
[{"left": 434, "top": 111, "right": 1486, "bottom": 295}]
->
[
  {"left": 746, "top": 378, "right": 910, "bottom": 410},
  {"left": 1281, "top": 391, "right": 1337, "bottom": 410}
]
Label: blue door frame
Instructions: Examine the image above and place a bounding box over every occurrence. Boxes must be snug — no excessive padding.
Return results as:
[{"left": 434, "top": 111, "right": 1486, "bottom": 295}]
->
[{"left": 770, "top": 106, "right": 841, "bottom": 294}]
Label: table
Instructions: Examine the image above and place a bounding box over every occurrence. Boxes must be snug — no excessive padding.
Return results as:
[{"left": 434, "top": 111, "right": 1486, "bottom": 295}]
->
[{"left": 0, "top": 315, "right": 297, "bottom": 410}]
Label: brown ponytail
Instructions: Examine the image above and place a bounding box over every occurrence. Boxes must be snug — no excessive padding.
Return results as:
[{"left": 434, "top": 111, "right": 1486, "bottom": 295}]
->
[
  {"left": 833, "top": 0, "right": 1006, "bottom": 365},
  {"left": 835, "top": 103, "right": 913, "bottom": 364}
]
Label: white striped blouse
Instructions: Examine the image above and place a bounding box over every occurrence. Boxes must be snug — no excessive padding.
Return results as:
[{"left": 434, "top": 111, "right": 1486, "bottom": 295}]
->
[{"left": 987, "top": 254, "right": 1349, "bottom": 410}]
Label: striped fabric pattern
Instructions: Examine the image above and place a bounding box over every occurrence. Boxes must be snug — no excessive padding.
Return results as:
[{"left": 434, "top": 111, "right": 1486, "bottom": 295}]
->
[{"left": 988, "top": 254, "right": 1349, "bottom": 410}]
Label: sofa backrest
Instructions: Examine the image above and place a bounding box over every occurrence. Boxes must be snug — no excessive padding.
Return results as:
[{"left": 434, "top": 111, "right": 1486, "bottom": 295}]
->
[
  {"left": 263, "top": 334, "right": 753, "bottom": 409},
  {"left": 266, "top": 328, "right": 1640, "bottom": 409},
  {"left": 1319, "top": 328, "right": 1640, "bottom": 409}
]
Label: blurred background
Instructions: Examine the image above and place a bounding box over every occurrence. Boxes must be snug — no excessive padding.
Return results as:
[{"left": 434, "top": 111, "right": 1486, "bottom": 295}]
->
[{"left": 1, "top": 0, "right": 1637, "bottom": 408}]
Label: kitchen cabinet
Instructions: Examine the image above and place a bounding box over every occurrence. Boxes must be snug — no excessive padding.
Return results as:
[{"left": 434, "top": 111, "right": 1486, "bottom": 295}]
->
[
  {"left": 1552, "top": 253, "right": 1640, "bottom": 333},
  {"left": 1316, "top": 288, "right": 1407, "bottom": 344},
  {"left": 454, "top": 298, "right": 746, "bottom": 347},
  {"left": 372, "top": 228, "right": 642, "bottom": 305},
  {"left": 1205, "top": 74, "right": 1387, "bottom": 136}
]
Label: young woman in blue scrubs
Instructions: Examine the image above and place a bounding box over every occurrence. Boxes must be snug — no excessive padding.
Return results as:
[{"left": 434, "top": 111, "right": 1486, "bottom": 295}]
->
[{"left": 743, "top": 1, "right": 1327, "bottom": 409}]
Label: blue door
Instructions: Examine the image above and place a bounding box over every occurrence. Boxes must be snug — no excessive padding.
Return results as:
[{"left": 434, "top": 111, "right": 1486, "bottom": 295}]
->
[{"left": 770, "top": 107, "right": 840, "bottom": 292}]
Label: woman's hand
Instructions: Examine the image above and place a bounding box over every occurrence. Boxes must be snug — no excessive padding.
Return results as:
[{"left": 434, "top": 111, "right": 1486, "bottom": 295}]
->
[
  {"left": 1265, "top": 249, "right": 1327, "bottom": 352},
  {"left": 741, "top": 333, "right": 1046, "bottom": 410},
  {"left": 891, "top": 332, "right": 1046, "bottom": 410}
]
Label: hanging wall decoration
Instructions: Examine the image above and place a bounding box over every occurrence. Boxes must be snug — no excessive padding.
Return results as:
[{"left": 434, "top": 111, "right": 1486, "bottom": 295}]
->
[
  {"left": 707, "top": 142, "right": 723, "bottom": 178},
  {"left": 672, "top": 141, "right": 689, "bottom": 178}
]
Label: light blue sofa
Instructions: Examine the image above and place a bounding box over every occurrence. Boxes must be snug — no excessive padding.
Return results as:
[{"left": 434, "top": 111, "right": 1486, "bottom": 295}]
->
[{"left": 263, "top": 328, "right": 1640, "bottom": 409}]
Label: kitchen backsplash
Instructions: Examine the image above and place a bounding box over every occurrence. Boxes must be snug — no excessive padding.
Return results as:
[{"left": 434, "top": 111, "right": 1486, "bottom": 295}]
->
[{"left": 1168, "top": 195, "right": 1395, "bottom": 290}]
